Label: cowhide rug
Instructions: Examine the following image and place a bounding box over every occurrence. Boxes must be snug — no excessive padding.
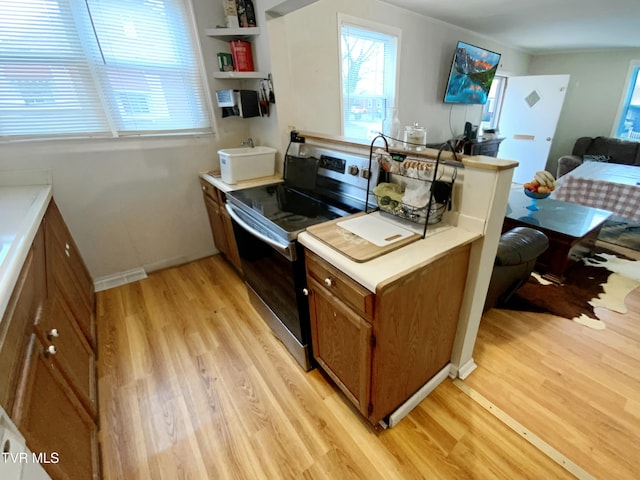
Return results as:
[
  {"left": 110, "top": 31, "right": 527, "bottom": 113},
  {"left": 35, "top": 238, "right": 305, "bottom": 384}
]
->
[{"left": 500, "top": 250, "right": 640, "bottom": 329}]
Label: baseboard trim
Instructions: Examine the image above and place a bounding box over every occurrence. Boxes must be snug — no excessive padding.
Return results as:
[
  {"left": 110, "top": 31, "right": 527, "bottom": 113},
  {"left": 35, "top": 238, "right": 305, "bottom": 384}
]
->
[
  {"left": 453, "top": 379, "right": 596, "bottom": 480},
  {"left": 454, "top": 358, "right": 477, "bottom": 379},
  {"left": 94, "top": 268, "right": 148, "bottom": 292},
  {"left": 385, "top": 363, "right": 453, "bottom": 428}
]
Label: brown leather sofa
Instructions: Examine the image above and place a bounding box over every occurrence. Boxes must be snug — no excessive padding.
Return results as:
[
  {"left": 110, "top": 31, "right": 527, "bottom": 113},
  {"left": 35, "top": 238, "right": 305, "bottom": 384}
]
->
[
  {"left": 483, "top": 227, "right": 549, "bottom": 312},
  {"left": 556, "top": 136, "right": 640, "bottom": 178}
]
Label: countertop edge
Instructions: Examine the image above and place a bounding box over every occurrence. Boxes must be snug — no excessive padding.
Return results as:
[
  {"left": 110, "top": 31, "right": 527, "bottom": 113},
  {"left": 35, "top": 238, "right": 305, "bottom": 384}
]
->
[
  {"left": 199, "top": 172, "right": 283, "bottom": 192},
  {"left": 0, "top": 185, "right": 52, "bottom": 321},
  {"left": 298, "top": 225, "right": 481, "bottom": 292}
]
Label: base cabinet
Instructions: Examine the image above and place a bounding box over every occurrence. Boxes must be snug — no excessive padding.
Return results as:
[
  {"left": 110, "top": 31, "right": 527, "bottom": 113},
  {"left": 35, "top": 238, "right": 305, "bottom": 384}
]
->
[
  {"left": 308, "top": 277, "right": 372, "bottom": 415},
  {"left": 305, "top": 244, "right": 471, "bottom": 425},
  {"left": 12, "top": 334, "right": 99, "bottom": 480},
  {"left": 0, "top": 198, "right": 98, "bottom": 479},
  {"left": 200, "top": 179, "right": 242, "bottom": 273}
]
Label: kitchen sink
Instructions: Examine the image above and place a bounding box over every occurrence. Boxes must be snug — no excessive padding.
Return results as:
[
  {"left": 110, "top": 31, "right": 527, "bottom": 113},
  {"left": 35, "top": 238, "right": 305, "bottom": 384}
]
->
[{"left": 218, "top": 146, "right": 277, "bottom": 184}]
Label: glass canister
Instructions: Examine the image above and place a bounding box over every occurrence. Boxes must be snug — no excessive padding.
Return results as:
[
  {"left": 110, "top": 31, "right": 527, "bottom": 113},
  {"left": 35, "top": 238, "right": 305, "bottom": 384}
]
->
[{"left": 404, "top": 122, "right": 427, "bottom": 151}]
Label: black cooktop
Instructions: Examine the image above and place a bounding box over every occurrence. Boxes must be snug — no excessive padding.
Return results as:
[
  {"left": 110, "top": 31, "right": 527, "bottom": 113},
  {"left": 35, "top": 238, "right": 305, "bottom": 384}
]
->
[{"left": 226, "top": 184, "right": 355, "bottom": 235}]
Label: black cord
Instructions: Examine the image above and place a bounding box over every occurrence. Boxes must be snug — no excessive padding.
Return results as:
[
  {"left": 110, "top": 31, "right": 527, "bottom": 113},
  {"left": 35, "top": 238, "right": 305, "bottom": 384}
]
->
[
  {"left": 365, "top": 134, "right": 389, "bottom": 213},
  {"left": 283, "top": 139, "right": 292, "bottom": 183}
]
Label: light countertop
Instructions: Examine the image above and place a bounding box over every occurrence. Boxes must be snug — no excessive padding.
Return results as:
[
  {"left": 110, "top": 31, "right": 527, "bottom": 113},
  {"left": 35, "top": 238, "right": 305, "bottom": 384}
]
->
[
  {"left": 0, "top": 184, "right": 52, "bottom": 321},
  {"left": 199, "top": 172, "right": 283, "bottom": 192},
  {"left": 298, "top": 218, "right": 481, "bottom": 292}
]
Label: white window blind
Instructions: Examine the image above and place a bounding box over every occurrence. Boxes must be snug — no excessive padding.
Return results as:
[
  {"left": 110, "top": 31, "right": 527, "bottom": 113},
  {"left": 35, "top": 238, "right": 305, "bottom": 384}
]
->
[
  {"left": 339, "top": 17, "right": 399, "bottom": 141},
  {"left": 0, "top": 0, "right": 211, "bottom": 141}
]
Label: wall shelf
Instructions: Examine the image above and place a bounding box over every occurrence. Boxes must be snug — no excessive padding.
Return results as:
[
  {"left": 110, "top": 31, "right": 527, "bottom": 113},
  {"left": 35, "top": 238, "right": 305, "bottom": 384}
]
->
[
  {"left": 205, "top": 27, "right": 260, "bottom": 40},
  {"left": 213, "top": 71, "right": 266, "bottom": 79}
]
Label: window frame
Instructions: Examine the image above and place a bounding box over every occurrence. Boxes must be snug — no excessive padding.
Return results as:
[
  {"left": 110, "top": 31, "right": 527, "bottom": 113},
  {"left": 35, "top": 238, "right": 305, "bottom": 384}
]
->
[
  {"left": 612, "top": 60, "right": 640, "bottom": 141},
  {"left": 0, "top": 0, "right": 214, "bottom": 143},
  {"left": 481, "top": 74, "right": 506, "bottom": 131},
  {"left": 337, "top": 14, "right": 401, "bottom": 141}
]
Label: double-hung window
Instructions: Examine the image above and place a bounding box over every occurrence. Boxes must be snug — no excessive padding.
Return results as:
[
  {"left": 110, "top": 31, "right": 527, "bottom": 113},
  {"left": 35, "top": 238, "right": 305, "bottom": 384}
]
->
[
  {"left": 613, "top": 61, "right": 640, "bottom": 141},
  {"left": 339, "top": 16, "right": 399, "bottom": 141},
  {"left": 0, "top": 0, "right": 211, "bottom": 141}
]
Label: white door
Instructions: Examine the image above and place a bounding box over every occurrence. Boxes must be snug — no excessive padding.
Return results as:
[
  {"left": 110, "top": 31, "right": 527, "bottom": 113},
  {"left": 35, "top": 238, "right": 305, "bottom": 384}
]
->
[{"left": 498, "top": 74, "right": 570, "bottom": 184}]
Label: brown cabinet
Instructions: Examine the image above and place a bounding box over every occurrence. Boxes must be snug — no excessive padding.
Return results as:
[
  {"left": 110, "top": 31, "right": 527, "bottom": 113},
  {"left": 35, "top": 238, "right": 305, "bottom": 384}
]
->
[
  {"left": 0, "top": 225, "right": 46, "bottom": 414},
  {"left": 12, "top": 334, "right": 100, "bottom": 480},
  {"left": 305, "top": 244, "right": 471, "bottom": 425},
  {"left": 45, "top": 201, "right": 96, "bottom": 349},
  {"left": 0, "top": 197, "right": 99, "bottom": 479},
  {"left": 34, "top": 293, "right": 97, "bottom": 419},
  {"left": 200, "top": 178, "right": 242, "bottom": 273},
  {"left": 308, "top": 277, "right": 372, "bottom": 415},
  {"left": 463, "top": 137, "right": 505, "bottom": 157}
]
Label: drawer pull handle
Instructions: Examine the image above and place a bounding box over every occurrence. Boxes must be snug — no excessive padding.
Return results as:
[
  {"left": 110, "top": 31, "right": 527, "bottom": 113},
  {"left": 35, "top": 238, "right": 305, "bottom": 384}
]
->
[
  {"left": 45, "top": 345, "right": 57, "bottom": 356},
  {"left": 48, "top": 328, "right": 59, "bottom": 340},
  {"left": 302, "top": 288, "right": 309, "bottom": 296},
  {"left": 324, "top": 277, "right": 333, "bottom": 287}
]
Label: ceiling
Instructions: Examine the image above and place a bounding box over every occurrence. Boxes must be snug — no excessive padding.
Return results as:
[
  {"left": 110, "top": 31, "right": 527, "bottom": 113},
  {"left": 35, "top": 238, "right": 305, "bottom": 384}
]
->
[{"left": 379, "top": 0, "right": 640, "bottom": 53}]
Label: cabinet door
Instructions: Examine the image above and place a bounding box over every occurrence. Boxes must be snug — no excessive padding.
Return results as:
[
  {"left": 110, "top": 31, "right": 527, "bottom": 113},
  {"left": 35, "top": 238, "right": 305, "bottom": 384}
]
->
[
  {"left": 203, "top": 191, "right": 230, "bottom": 256},
  {"left": 12, "top": 334, "right": 100, "bottom": 480},
  {"left": 34, "top": 293, "right": 97, "bottom": 420},
  {"left": 308, "top": 278, "right": 372, "bottom": 415}
]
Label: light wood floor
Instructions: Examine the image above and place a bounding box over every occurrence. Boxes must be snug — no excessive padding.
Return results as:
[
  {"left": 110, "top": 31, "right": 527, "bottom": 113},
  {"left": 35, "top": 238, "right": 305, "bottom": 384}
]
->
[
  {"left": 97, "top": 255, "right": 573, "bottom": 480},
  {"left": 466, "top": 279, "right": 640, "bottom": 479}
]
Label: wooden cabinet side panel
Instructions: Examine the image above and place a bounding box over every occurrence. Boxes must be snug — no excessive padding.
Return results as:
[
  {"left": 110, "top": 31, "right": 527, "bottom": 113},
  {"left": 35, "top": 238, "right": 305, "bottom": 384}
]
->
[
  {"left": 370, "top": 244, "right": 471, "bottom": 423},
  {"left": 45, "top": 200, "right": 94, "bottom": 310},
  {"left": 45, "top": 200, "right": 96, "bottom": 348},
  {"left": 13, "top": 335, "right": 99, "bottom": 480},
  {"left": 221, "top": 207, "right": 243, "bottom": 273},
  {"left": 307, "top": 278, "right": 372, "bottom": 415}
]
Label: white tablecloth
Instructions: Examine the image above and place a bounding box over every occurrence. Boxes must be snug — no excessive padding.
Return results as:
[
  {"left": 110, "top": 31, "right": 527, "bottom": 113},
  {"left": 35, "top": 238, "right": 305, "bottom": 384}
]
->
[{"left": 552, "top": 162, "right": 640, "bottom": 222}]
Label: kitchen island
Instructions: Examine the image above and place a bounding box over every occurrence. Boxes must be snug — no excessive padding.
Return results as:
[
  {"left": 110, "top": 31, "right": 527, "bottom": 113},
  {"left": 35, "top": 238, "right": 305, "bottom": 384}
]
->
[{"left": 296, "top": 133, "right": 518, "bottom": 426}]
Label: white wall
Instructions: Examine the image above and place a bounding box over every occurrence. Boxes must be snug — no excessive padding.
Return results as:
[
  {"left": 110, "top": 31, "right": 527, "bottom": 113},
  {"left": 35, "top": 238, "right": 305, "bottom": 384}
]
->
[
  {"left": 265, "top": 0, "right": 530, "bottom": 145},
  {"left": 0, "top": 0, "right": 279, "bottom": 280},
  {"left": 528, "top": 48, "right": 640, "bottom": 174}
]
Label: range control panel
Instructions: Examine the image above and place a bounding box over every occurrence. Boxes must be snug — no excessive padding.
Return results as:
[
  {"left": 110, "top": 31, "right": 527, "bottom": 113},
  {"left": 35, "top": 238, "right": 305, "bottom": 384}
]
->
[
  {"left": 319, "top": 155, "right": 346, "bottom": 174},
  {"left": 304, "top": 145, "right": 380, "bottom": 191}
]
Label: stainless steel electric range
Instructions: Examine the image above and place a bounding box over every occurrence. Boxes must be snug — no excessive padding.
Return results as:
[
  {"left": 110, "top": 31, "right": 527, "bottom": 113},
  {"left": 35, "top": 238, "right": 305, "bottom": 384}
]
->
[{"left": 225, "top": 145, "right": 379, "bottom": 370}]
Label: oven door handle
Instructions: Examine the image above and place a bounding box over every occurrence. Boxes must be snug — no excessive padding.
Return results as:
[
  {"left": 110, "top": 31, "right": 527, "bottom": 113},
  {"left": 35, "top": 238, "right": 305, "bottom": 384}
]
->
[{"left": 225, "top": 203, "right": 296, "bottom": 261}]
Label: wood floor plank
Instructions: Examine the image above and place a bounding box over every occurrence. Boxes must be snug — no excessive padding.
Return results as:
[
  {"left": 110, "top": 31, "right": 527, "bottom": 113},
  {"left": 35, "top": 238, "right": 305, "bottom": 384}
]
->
[
  {"left": 98, "top": 254, "right": 581, "bottom": 480},
  {"left": 467, "top": 283, "right": 640, "bottom": 480}
]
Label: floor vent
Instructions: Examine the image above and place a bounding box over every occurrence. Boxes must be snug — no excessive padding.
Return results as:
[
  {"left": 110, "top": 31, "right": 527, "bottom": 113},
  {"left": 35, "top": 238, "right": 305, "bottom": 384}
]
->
[{"left": 94, "top": 268, "right": 148, "bottom": 292}]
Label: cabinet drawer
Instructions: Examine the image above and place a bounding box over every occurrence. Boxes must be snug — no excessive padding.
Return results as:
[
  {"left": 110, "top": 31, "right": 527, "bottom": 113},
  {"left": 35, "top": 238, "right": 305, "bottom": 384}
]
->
[
  {"left": 200, "top": 178, "right": 225, "bottom": 204},
  {"left": 200, "top": 178, "right": 217, "bottom": 200},
  {"left": 305, "top": 251, "right": 374, "bottom": 321}
]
